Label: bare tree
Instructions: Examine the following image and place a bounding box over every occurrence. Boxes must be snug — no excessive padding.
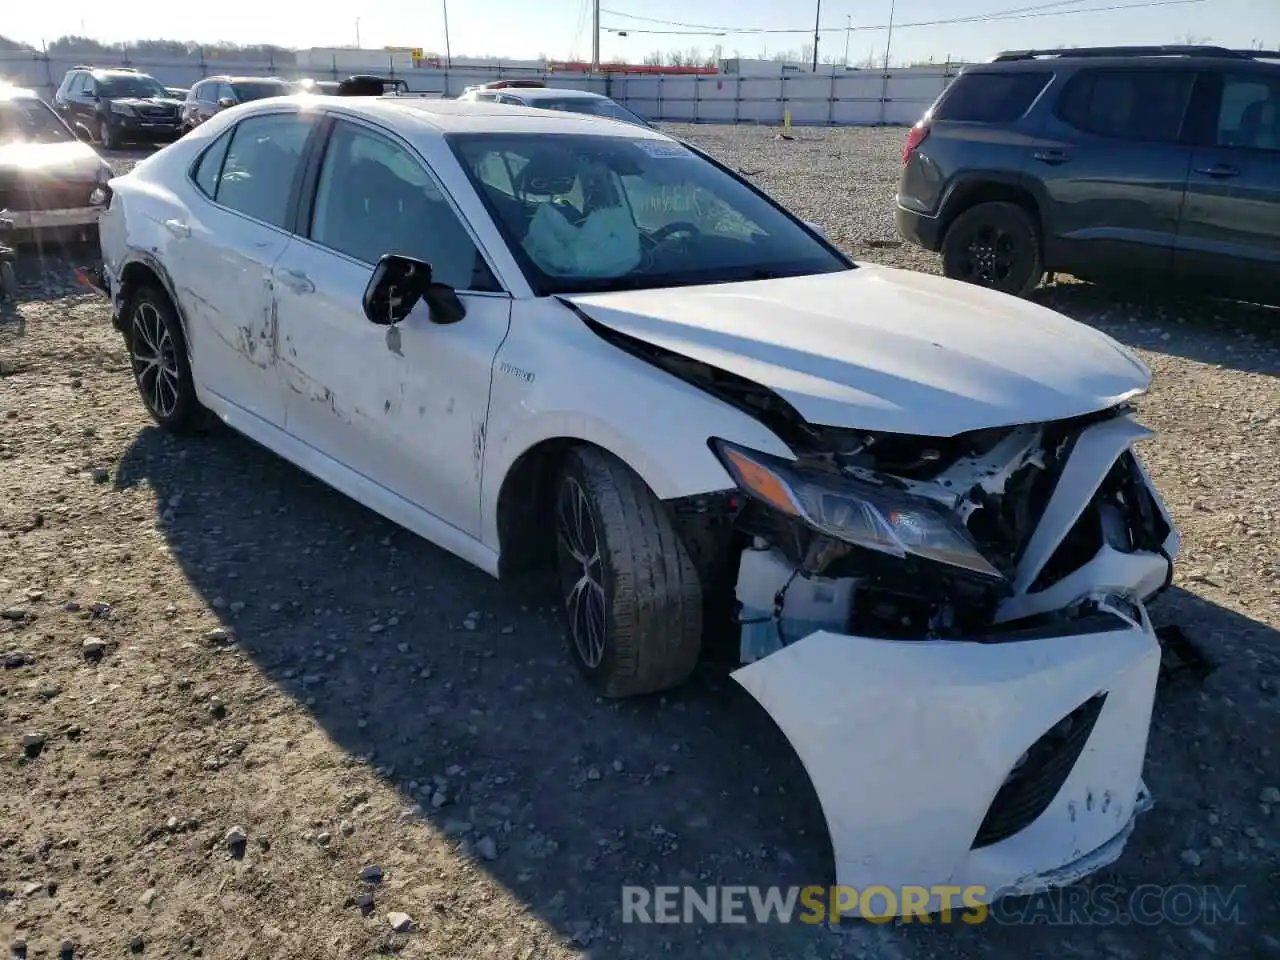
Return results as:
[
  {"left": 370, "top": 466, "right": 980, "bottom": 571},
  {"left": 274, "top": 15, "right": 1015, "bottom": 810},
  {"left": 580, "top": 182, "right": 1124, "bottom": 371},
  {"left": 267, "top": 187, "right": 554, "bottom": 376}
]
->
[
  {"left": 642, "top": 50, "right": 664, "bottom": 65},
  {"left": 1175, "top": 32, "right": 1211, "bottom": 45},
  {"left": 667, "top": 49, "right": 686, "bottom": 66}
]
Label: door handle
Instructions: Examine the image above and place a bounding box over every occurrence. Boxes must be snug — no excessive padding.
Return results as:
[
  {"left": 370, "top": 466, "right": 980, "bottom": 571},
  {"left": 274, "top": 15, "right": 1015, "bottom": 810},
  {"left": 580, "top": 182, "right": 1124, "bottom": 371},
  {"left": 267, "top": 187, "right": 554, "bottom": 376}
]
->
[
  {"left": 163, "top": 218, "right": 190, "bottom": 239},
  {"left": 1033, "top": 149, "right": 1068, "bottom": 165},
  {"left": 1194, "top": 164, "right": 1239, "bottom": 178},
  {"left": 277, "top": 268, "right": 315, "bottom": 295}
]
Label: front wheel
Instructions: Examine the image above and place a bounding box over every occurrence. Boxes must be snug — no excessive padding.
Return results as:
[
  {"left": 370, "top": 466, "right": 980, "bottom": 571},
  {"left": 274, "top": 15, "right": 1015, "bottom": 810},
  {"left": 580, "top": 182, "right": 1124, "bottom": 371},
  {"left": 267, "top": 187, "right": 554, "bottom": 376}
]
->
[
  {"left": 126, "top": 285, "right": 208, "bottom": 433},
  {"left": 553, "top": 446, "right": 703, "bottom": 698},
  {"left": 941, "top": 201, "right": 1043, "bottom": 297},
  {"left": 98, "top": 119, "right": 119, "bottom": 151}
]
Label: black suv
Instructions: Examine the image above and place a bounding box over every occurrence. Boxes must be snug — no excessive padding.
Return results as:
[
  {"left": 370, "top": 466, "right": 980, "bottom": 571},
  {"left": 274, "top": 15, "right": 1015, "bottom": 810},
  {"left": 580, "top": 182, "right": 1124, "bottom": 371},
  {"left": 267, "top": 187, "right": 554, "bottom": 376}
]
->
[
  {"left": 53, "top": 66, "right": 184, "bottom": 150},
  {"left": 896, "top": 45, "right": 1280, "bottom": 304}
]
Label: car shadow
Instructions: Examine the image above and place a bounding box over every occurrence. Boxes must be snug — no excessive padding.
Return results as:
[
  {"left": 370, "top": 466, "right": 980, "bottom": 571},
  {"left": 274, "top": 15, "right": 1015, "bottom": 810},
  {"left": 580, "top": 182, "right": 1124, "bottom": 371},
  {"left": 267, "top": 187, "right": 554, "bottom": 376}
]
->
[
  {"left": 112, "top": 423, "right": 1280, "bottom": 956},
  {"left": 112, "top": 424, "right": 844, "bottom": 956},
  {"left": 1033, "top": 280, "right": 1280, "bottom": 378}
]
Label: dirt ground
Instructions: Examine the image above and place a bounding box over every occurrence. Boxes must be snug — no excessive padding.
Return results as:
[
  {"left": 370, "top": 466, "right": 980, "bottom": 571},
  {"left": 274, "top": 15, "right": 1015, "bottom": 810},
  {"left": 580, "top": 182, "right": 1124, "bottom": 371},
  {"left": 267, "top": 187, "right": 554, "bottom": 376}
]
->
[{"left": 1, "top": 129, "right": 1279, "bottom": 960}]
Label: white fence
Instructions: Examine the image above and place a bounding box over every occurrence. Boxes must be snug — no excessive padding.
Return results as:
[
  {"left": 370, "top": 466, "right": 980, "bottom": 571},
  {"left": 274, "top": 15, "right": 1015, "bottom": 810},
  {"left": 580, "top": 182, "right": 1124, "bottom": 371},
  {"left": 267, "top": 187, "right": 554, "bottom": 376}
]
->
[{"left": 0, "top": 49, "right": 955, "bottom": 127}]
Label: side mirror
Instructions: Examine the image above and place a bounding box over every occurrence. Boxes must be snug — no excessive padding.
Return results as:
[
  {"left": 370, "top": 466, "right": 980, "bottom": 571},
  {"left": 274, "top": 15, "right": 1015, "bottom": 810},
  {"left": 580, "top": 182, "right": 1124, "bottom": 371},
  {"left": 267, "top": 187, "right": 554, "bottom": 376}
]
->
[
  {"left": 217, "top": 97, "right": 237, "bottom": 109},
  {"left": 362, "top": 254, "right": 467, "bottom": 327}
]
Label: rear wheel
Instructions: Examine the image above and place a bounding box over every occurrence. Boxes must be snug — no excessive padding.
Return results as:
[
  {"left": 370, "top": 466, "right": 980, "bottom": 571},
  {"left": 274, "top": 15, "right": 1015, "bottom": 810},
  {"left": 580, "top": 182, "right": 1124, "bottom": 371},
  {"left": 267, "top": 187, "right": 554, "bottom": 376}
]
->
[
  {"left": 942, "top": 201, "right": 1043, "bottom": 297},
  {"left": 553, "top": 446, "right": 702, "bottom": 698},
  {"left": 126, "top": 285, "right": 209, "bottom": 433}
]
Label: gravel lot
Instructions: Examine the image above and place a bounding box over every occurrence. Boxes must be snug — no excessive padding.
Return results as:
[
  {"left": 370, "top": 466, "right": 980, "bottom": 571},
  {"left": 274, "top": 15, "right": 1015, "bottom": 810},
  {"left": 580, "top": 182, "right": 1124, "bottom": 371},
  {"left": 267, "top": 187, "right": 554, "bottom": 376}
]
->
[{"left": 1, "top": 126, "right": 1278, "bottom": 960}]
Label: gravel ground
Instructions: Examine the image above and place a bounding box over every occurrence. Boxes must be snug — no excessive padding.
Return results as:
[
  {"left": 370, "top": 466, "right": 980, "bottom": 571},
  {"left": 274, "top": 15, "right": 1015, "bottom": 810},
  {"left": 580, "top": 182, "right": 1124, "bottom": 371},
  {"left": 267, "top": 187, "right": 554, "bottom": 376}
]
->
[{"left": 1, "top": 128, "right": 1278, "bottom": 960}]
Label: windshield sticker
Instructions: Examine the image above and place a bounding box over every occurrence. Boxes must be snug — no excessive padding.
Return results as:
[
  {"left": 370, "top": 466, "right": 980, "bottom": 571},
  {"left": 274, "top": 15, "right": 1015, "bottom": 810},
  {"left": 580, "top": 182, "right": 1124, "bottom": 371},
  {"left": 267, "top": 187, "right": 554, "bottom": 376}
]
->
[{"left": 634, "top": 140, "right": 689, "bottom": 159}]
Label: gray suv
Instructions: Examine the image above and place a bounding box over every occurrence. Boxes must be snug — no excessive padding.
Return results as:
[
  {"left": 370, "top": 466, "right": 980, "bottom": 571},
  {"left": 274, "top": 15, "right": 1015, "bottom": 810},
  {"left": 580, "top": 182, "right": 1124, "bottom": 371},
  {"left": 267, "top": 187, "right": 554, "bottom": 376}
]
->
[{"left": 895, "top": 45, "right": 1280, "bottom": 304}]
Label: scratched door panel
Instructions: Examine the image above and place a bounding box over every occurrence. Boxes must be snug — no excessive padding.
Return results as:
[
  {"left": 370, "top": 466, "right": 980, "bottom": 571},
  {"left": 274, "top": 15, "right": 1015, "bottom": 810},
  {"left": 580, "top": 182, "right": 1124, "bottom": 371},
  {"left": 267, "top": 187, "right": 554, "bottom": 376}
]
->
[
  {"left": 167, "top": 204, "right": 292, "bottom": 427},
  {"left": 271, "top": 241, "right": 513, "bottom": 538}
]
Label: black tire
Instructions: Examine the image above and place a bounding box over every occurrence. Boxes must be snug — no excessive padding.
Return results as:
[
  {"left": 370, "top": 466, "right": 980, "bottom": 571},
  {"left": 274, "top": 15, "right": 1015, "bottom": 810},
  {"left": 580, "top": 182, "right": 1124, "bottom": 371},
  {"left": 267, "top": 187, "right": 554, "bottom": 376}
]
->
[
  {"left": 941, "top": 201, "right": 1043, "bottom": 298},
  {"left": 98, "top": 119, "right": 119, "bottom": 151},
  {"left": 553, "top": 445, "right": 702, "bottom": 698},
  {"left": 125, "top": 285, "right": 209, "bottom": 433},
  {"left": 0, "top": 261, "right": 15, "bottom": 301}
]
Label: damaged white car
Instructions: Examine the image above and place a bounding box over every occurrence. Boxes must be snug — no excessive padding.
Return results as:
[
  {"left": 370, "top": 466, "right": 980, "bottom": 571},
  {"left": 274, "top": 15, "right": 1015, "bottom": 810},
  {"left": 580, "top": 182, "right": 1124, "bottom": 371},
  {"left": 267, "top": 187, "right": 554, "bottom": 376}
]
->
[{"left": 95, "top": 94, "right": 1179, "bottom": 916}]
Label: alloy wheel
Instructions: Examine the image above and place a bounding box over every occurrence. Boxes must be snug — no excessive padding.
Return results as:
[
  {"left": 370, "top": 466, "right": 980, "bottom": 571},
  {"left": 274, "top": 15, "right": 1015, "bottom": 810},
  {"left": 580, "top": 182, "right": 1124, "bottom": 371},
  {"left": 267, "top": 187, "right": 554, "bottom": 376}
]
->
[
  {"left": 130, "top": 301, "right": 181, "bottom": 419},
  {"left": 960, "top": 224, "right": 1018, "bottom": 286},
  {"left": 556, "top": 476, "right": 607, "bottom": 668}
]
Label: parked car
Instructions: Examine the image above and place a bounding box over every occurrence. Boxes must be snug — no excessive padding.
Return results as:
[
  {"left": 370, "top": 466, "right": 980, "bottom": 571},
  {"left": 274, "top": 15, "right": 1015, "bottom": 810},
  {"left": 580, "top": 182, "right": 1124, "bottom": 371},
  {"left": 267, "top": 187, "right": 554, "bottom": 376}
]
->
[
  {"left": 181, "top": 76, "right": 297, "bottom": 130},
  {"left": 294, "top": 78, "right": 341, "bottom": 96},
  {"left": 460, "top": 79, "right": 547, "bottom": 95},
  {"left": 53, "top": 66, "right": 183, "bottom": 149},
  {"left": 165, "top": 86, "right": 190, "bottom": 100},
  {"left": 458, "top": 84, "right": 652, "bottom": 127},
  {"left": 95, "top": 95, "right": 1179, "bottom": 917},
  {"left": 897, "top": 44, "right": 1280, "bottom": 303},
  {"left": 0, "top": 82, "right": 112, "bottom": 244}
]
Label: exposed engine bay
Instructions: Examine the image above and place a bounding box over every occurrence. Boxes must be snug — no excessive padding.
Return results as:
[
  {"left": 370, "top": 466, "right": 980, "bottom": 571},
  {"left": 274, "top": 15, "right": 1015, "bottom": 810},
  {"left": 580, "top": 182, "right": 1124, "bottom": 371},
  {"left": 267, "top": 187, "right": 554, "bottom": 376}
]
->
[{"left": 671, "top": 401, "right": 1175, "bottom": 664}]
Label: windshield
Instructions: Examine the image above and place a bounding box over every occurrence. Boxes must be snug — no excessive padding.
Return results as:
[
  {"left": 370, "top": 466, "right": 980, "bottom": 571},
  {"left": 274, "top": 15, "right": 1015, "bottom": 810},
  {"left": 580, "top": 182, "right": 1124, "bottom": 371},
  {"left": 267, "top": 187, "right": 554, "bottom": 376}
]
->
[
  {"left": 98, "top": 74, "right": 169, "bottom": 99},
  {"left": 0, "top": 98, "right": 75, "bottom": 144},
  {"left": 447, "top": 133, "right": 849, "bottom": 295},
  {"left": 231, "top": 80, "right": 292, "bottom": 101},
  {"left": 533, "top": 97, "right": 649, "bottom": 127}
]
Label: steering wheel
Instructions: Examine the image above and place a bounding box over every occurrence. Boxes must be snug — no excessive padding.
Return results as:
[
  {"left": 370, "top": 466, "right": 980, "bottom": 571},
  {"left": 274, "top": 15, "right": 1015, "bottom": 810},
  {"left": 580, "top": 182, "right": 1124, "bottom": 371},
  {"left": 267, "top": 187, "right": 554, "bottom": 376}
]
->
[{"left": 645, "top": 221, "right": 702, "bottom": 246}]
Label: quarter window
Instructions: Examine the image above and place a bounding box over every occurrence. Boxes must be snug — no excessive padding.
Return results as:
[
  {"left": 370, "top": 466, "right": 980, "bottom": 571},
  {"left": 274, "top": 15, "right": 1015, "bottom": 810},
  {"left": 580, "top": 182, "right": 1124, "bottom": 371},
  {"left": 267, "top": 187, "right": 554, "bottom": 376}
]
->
[
  {"left": 1055, "top": 68, "right": 1195, "bottom": 143},
  {"left": 933, "top": 72, "right": 1052, "bottom": 123},
  {"left": 192, "top": 129, "right": 233, "bottom": 199},
  {"left": 1215, "top": 73, "right": 1280, "bottom": 150},
  {"left": 214, "top": 112, "right": 314, "bottom": 228},
  {"left": 308, "top": 120, "right": 498, "bottom": 291}
]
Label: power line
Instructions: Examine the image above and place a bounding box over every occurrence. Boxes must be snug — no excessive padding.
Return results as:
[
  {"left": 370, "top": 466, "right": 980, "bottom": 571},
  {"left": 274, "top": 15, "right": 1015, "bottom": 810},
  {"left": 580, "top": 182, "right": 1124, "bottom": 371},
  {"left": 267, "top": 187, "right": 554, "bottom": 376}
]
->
[
  {"left": 600, "top": 0, "right": 1207, "bottom": 37},
  {"left": 600, "top": 0, "right": 1090, "bottom": 33}
]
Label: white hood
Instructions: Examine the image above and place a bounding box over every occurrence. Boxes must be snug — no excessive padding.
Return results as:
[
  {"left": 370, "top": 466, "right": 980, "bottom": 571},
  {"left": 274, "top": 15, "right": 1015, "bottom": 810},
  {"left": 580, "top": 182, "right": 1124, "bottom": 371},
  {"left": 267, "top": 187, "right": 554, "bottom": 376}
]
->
[{"left": 566, "top": 265, "right": 1150, "bottom": 436}]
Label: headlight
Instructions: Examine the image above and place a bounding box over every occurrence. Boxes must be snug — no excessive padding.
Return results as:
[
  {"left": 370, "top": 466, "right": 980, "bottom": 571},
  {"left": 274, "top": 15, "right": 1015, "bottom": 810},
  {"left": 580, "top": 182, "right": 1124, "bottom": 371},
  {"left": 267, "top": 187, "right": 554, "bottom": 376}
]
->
[
  {"left": 711, "top": 439, "right": 1005, "bottom": 581},
  {"left": 109, "top": 103, "right": 137, "bottom": 116}
]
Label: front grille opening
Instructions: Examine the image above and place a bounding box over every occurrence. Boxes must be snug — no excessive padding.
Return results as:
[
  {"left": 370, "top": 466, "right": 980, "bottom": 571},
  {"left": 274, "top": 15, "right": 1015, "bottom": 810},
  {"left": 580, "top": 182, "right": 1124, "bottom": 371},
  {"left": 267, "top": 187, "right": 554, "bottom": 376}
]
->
[{"left": 971, "top": 693, "right": 1107, "bottom": 850}]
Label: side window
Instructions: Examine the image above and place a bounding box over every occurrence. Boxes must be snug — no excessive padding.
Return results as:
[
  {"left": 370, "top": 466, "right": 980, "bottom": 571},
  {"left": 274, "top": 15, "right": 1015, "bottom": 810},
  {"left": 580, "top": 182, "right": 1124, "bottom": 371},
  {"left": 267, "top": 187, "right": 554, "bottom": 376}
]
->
[
  {"left": 308, "top": 120, "right": 498, "bottom": 291},
  {"left": 192, "top": 128, "right": 233, "bottom": 199},
  {"left": 215, "top": 112, "right": 314, "bottom": 228},
  {"left": 70, "top": 74, "right": 88, "bottom": 97},
  {"left": 57, "top": 72, "right": 75, "bottom": 97},
  {"left": 1215, "top": 73, "right": 1280, "bottom": 150},
  {"left": 1055, "top": 68, "right": 1195, "bottom": 144},
  {"left": 933, "top": 71, "right": 1052, "bottom": 123},
  {"left": 217, "top": 83, "right": 235, "bottom": 103},
  {"left": 82, "top": 76, "right": 98, "bottom": 98}
]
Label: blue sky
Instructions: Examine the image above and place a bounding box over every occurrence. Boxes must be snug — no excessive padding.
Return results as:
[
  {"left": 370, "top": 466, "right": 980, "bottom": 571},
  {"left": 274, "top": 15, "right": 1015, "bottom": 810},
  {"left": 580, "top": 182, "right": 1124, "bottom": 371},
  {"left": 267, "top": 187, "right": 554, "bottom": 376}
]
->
[{"left": 5, "top": 0, "right": 1277, "bottom": 65}]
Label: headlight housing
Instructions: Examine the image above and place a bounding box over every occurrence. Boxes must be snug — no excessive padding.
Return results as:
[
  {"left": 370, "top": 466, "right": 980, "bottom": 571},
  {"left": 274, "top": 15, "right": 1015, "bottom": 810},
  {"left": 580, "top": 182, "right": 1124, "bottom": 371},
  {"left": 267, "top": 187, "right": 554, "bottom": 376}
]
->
[
  {"left": 711, "top": 439, "right": 1005, "bottom": 581},
  {"left": 109, "top": 102, "right": 137, "bottom": 117}
]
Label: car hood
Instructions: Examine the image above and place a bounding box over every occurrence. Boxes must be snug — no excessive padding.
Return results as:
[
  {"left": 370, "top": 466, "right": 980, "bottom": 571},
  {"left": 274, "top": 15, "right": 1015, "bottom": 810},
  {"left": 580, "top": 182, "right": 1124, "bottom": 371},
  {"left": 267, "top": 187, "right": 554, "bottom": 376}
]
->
[
  {"left": 107, "top": 96, "right": 183, "bottom": 109},
  {"left": 0, "top": 140, "right": 108, "bottom": 181},
  {"left": 564, "top": 265, "right": 1151, "bottom": 437}
]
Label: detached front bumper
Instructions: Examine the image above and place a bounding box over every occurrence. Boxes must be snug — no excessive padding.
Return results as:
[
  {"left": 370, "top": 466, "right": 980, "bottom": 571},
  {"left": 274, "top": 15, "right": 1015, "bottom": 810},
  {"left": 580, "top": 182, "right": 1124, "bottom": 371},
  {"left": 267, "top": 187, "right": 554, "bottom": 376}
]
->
[
  {"left": 728, "top": 410, "right": 1179, "bottom": 917},
  {"left": 733, "top": 597, "right": 1160, "bottom": 916}
]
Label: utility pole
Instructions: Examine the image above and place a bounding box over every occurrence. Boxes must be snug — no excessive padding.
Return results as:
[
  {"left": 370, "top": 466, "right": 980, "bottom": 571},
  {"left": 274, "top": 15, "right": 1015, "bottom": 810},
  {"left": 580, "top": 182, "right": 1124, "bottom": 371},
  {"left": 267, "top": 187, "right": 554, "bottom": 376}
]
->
[
  {"left": 842, "top": 14, "right": 851, "bottom": 67},
  {"left": 883, "top": 0, "right": 896, "bottom": 71},
  {"left": 355, "top": 18, "right": 361, "bottom": 48},
  {"left": 442, "top": 0, "right": 453, "bottom": 67},
  {"left": 592, "top": 0, "right": 601, "bottom": 72},
  {"left": 811, "top": 0, "right": 821, "bottom": 71}
]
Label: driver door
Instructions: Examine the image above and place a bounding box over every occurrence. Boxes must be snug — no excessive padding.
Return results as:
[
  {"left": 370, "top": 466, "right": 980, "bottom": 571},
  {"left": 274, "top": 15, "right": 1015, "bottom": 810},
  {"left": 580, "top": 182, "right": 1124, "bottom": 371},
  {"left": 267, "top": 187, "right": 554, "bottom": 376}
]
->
[{"left": 271, "top": 116, "right": 512, "bottom": 537}]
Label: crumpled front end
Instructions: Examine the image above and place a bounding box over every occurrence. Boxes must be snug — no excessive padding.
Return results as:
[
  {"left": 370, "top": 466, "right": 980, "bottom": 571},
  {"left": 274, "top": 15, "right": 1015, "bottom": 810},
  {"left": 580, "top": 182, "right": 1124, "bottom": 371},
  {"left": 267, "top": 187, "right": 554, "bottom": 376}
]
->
[{"left": 712, "top": 405, "right": 1178, "bottom": 916}]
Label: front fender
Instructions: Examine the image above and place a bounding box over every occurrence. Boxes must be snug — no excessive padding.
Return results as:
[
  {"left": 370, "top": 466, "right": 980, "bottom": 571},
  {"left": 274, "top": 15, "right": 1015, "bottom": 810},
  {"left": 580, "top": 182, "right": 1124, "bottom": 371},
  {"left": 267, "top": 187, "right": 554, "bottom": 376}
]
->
[{"left": 479, "top": 299, "right": 796, "bottom": 552}]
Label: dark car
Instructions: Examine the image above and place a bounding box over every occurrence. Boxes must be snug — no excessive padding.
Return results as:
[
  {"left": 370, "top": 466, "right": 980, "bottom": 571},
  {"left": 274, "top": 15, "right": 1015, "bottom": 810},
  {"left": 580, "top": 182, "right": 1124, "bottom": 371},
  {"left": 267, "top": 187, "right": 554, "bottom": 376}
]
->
[
  {"left": 0, "top": 83, "right": 113, "bottom": 255},
  {"left": 895, "top": 45, "right": 1280, "bottom": 305},
  {"left": 53, "top": 66, "right": 184, "bottom": 150},
  {"left": 182, "top": 76, "right": 297, "bottom": 130}
]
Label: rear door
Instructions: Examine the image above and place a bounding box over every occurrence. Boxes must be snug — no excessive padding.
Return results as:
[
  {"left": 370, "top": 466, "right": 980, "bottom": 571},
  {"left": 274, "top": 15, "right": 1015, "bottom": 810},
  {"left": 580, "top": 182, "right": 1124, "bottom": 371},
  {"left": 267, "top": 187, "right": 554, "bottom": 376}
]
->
[
  {"left": 166, "top": 108, "right": 320, "bottom": 429},
  {"left": 1174, "top": 68, "right": 1280, "bottom": 303},
  {"left": 1031, "top": 66, "right": 1197, "bottom": 279}
]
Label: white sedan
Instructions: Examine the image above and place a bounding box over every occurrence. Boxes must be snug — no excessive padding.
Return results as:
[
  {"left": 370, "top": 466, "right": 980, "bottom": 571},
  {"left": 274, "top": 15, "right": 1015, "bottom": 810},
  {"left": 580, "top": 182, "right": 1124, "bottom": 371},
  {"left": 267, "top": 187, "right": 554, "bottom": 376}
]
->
[{"left": 97, "top": 94, "right": 1179, "bottom": 916}]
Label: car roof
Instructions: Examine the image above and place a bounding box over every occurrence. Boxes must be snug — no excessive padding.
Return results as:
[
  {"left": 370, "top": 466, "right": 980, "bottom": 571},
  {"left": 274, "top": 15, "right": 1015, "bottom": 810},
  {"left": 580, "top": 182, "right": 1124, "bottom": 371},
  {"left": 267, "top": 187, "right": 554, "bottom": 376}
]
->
[
  {"left": 204, "top": 75, "right": 292, "bottom": 83},
  {"left": 501, "top": 87, "right": 611, "bottom": 101},
  {"left": 300, "top": 95, "right": 666, "bottom": 137}
]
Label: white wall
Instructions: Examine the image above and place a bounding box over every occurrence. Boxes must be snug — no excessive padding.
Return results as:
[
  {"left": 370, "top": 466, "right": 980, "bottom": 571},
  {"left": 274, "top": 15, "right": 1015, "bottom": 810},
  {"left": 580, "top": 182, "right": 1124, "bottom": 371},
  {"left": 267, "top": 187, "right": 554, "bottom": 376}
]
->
[{"left": 0, "top": 49, "right": 953, "bottom": 126}]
